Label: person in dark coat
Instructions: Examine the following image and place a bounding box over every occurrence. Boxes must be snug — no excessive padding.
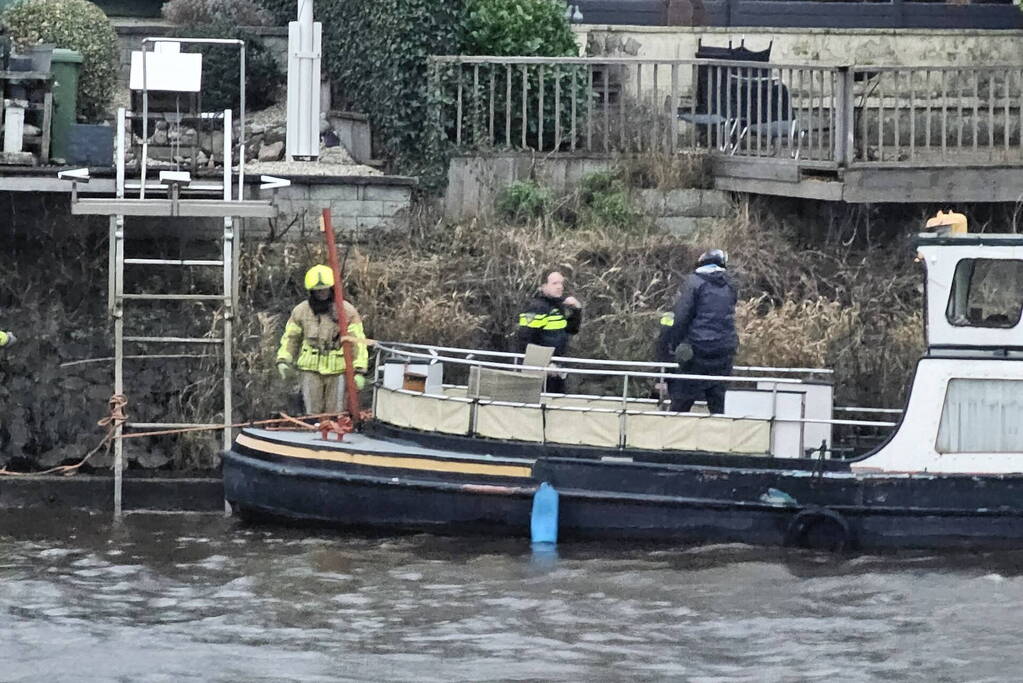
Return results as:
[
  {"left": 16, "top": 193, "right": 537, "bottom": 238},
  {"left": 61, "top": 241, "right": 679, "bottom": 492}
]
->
[
  {"left": 660, "top": 249, "right": 738, "bottom": 413},
  {"left": 517, "top": 269, "right": 583, "bottom": 394}
]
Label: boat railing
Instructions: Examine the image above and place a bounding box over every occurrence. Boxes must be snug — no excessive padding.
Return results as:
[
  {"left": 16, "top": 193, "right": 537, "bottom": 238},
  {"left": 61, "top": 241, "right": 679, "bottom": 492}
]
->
[
  {"left": 370, "top": 342, "right": 897, "bottom": 460},
  {"left": 380, "top": 341, "right": 835, "bottom": 376}
]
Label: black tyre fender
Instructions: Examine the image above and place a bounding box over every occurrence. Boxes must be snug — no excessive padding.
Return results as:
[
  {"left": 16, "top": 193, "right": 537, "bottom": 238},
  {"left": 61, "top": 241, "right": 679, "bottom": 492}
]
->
[{"left": 784, "top": 506, "right": 854, "bottom": 552}]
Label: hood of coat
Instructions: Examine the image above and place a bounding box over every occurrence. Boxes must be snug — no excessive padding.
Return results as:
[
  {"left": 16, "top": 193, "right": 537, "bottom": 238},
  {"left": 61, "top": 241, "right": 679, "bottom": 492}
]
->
[{"left": 694, "top": 263, "right": 728, "bottom": 285}]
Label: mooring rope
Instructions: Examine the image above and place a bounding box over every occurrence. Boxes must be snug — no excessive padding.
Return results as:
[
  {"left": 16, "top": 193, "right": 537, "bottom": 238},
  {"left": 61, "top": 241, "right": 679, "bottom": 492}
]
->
[
  {"left": 0, "top": 394, "right": 372, "bottom": 477},
  {"left": 0, "top": 394, "right": 128, "bottom": 477}
]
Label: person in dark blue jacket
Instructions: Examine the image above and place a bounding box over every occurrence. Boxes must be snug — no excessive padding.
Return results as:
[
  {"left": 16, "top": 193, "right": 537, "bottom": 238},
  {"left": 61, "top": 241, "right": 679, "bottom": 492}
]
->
[{"left": 660, "top": 249, "right": 738, "bottom": 413}]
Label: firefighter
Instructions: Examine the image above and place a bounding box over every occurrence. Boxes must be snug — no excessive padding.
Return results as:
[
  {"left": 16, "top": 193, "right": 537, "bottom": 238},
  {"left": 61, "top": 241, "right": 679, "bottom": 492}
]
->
[
  {"left": 517, "top": 269, "right": 583, "bottom": 394},
  {"left": 0, "top": 330, "right": 14, "bottom": 347},
  {"left": 276, "top": 265, "right": 369, "bottom": 415}
]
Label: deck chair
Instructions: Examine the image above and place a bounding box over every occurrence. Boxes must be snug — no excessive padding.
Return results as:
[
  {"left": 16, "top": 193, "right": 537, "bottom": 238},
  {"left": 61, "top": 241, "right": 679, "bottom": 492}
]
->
[
  {"left": 678, "top": 40, "right": 772, "bottom": 151},
  {"left": 730, "top": 76, "right": 805, "bottom": 158},
  {"left": 522, "top": 343, "right": 555, "bottom": 379},
  {"left": 465, "top": 344, "right": 552, "bottom": 404}
]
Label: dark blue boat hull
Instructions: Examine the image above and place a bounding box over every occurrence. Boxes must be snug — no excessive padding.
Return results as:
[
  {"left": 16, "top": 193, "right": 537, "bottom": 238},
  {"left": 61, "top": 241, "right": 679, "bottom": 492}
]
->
[{"left": 223, "top": 428, "right": 1023, "bottom": 551}]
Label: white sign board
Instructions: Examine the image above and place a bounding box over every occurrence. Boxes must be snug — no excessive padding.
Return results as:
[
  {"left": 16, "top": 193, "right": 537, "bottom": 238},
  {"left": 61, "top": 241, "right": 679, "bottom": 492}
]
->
[{"left": 129, "top": 51, "right": 203, "bottom": 92}]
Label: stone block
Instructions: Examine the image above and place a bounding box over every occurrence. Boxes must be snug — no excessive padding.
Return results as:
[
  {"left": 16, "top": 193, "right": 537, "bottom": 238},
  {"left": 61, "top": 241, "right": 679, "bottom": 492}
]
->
[
  {"left": 661, "top": 189, "right": 704, "bottom": 216},
  {"left": 307, "top": 184, "right": 360, "bottom": 201},
  {"left": 363, "top": 184, "right": 411, "bottom": 202},
  {"left": 258, "top": 141, "right": 285, "bottom": 162},
  {"left": 356, "top": 216, "right": 385, "bottom": 231},
  {"left": 275, "top": 184, "right": 310, "bottom": 201},
  {"left": 380, "top": 201, "right": 409, "bottom": 217},
  {"left": 636, "top": 189, "right": 666, "bottom": 215},
  {"left": 697, "top": 190, "right": 732, "bottom": 217},
  {"left": 332, "top": 200, "right": 381, "bottom": 217}
]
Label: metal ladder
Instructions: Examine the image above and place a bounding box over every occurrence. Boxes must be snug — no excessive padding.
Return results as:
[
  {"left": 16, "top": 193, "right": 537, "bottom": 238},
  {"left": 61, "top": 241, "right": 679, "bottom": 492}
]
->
[
  {"left": 109, "top": 107, "right": 239, "bottom": 515},
  {"left": 108, "top": 219, "right": 237, "bottom": 516}
]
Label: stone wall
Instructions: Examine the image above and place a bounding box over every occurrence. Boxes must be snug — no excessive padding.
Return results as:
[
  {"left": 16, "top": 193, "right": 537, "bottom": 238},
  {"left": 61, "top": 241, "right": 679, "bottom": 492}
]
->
[
  {"left": 581, "top": 25, "right": 1023, "bottom": 70},
  {"left": 445, "top": 153, "right": 729, "bottom": 234},
  {"left": 267, "top": 176, "right": 415, "bottom": 236}
]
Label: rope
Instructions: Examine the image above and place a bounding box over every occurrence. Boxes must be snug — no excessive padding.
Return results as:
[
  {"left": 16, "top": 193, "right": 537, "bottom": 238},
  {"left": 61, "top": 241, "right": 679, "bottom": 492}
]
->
[
  {"left": 0, "top": 394, "right": 128, "bottom": 478},
  {"left": 0, "top": 395, "right": 373, "bottom": 477}
]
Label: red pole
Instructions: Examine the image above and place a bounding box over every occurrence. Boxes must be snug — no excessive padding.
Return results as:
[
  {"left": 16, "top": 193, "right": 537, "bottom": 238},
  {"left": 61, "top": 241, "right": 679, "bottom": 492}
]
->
[{"left": 321, "top": 208, "right": 362, "bottom": 424}]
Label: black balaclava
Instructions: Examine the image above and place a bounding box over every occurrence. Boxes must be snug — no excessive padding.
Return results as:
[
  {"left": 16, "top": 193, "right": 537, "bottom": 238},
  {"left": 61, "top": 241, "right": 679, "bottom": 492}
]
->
[{"left": 308, "top": 288, "right": 334, "bottom": 315}]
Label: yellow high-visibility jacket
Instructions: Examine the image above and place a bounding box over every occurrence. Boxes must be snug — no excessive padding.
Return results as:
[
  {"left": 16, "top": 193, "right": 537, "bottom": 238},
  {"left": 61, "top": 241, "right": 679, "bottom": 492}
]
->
[
  {"left": 0, "top": 330, "right": 10, "bottom": 347},
  {"left": 276, "top": 300, "right": 369, "bottom": 375}
]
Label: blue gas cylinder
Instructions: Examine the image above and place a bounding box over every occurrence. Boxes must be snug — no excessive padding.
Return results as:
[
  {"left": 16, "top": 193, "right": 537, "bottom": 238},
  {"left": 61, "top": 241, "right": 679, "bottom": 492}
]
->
[{"left": 531, "top": 482, "right": 559, "bottom": 545}]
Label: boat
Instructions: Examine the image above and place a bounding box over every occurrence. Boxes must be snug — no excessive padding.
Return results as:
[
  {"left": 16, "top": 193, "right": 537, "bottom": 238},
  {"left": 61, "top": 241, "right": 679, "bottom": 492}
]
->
[{"left": 223, "top": 228, "right": 1023, "bottom": 551}]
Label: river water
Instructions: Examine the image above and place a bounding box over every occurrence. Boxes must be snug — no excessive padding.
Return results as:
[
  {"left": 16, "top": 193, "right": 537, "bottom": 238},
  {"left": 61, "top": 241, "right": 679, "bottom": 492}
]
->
[{"left": 3, "top": 511, "right": 1022, "bottom": 682}]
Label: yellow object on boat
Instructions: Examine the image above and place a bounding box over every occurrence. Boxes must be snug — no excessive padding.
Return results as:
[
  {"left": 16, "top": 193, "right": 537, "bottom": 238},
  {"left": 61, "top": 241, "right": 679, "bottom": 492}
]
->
[{"left": 925, "top": 210, "right": 968, "bottom": 235}]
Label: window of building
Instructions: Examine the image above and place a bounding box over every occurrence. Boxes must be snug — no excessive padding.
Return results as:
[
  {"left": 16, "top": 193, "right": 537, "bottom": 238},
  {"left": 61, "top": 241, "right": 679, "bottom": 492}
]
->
[
  {"left": 945, "top": 259, "right": 1023, "bottom": 328},
  {"left": 936, "top": 379, "right": 1023, "bottom": 453}
]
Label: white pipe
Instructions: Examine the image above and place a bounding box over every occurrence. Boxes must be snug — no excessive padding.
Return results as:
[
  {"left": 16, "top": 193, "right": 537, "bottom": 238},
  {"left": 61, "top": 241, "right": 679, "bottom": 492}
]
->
[{"left": 223, "top": 109, "right": 231, "bottom": 200}]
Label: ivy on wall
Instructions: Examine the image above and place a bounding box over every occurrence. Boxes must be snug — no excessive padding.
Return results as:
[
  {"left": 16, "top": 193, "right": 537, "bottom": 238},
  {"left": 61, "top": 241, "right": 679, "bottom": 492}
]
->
[{"left": 315, "top": 0, "right": 468, "bottom": 184}]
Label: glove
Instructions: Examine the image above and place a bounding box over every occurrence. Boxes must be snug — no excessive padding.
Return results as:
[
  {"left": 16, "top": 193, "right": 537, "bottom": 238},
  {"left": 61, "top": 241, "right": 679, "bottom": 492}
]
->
[
  {"left": 276, "top": 362, "right": 294, "bottom": 380},
  {"left": 674, "top": 342, "right": 694, "bottom": 365},
  {"left": 0, "top": 331, "right": 14, "bottom": 347},
  {"left": 354, "top": 373, "right": 366, "bottom": 390}
]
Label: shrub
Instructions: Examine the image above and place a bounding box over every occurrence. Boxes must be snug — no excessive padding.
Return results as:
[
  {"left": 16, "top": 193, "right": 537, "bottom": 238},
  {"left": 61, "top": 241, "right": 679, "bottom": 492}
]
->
[
  {"left": 462, "top": 0, "right": 578, "bottom": 56},
  {"left": 163, "top": 0, "right": 274, "bottom": 26},
  {"left": 577, "top": 170, "right": 639, "bottom": 229},
  {"left": 318, "top": 0, "right": 467, "bottom": 183},
  {"left": 176, "top": 23, "right": 284, "bottom": 112},
  {"left": 2, "top": 0, "right": 119, "bottom": 120},
  {"left": 455, "top": 0, "right": 584, "bottom": 153},
  {"left": 496, "top": 180, "right": 552, "bottom": 222}
]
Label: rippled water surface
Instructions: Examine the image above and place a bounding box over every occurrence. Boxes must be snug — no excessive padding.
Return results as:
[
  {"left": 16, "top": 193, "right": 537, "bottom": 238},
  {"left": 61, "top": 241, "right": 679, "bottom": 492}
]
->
[{"left": 4, "top": 511, "right": 1023, "bottom": 682}]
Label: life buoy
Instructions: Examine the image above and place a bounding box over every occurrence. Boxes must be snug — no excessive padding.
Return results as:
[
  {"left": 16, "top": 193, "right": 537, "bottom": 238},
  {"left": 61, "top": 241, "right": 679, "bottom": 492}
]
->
[{"left": 784, "top": 506, "right": 854, "bottom": 552}]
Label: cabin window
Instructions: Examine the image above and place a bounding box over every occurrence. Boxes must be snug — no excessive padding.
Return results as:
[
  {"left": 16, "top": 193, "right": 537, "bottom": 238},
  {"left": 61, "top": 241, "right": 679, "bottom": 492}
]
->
[
  {"left": 936, "top": 379, "right": 1023, "bottom": 453},
  {"left": 945, "top": 259, "right": 1023, "bottom": 328}
]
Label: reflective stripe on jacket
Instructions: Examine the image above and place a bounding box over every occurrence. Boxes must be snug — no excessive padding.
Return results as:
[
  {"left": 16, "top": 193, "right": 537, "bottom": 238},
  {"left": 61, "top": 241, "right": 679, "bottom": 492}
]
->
[
  {"left": 655, "top": 312, "right": 675, "bottom": 362},
  {"left": 276, "top": 300, "right": 369, "bottom": 375},
  {"left": 516, "top": 294, "right": 581, "bottom": 356}
]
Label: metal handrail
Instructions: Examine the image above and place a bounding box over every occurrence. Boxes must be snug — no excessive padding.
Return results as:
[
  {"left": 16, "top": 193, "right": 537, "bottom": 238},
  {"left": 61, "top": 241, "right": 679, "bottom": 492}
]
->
[
  {"left": 380, "top": 340, "right": 834, "bottom": 375},
  {"left": 430, "top": 55, "right": 1023, "bottom": 167},
  {"left": 375, "top": 342, "right": 805, "bottom": 385}
]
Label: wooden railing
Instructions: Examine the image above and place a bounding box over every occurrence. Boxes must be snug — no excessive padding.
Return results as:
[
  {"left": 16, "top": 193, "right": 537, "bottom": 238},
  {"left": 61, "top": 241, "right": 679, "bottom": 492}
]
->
[{"left": 428, "top": 57, "right": 1023, "bottom": 170}]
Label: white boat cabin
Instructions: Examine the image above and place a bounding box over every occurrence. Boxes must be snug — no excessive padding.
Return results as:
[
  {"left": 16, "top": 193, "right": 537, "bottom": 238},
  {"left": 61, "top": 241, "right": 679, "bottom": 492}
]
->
[{"left": 855, "top": 233, "right": 1023, "bottom": 474}]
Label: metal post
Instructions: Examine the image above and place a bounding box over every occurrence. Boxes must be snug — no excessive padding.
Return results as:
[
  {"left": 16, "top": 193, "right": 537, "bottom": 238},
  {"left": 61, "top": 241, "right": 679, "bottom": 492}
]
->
[
  {"left": 116, "top": 108, "right": 126, "bottom": 198},
  {"left": 112, "top": 214, "right": 125, "bottom": 516},
  {"left": 141, "top": 46, "right": 148, "bottom": 200},
  {"left": 239, "top": 43, "right": 246, "bottom": 196},
  {"left": 222, "top": 214, "right": 234, "bottom": 516},
  {"left": 834, "top": 66, "right": 854, "bottom": 167},
  {"left": 223, "top": 109, "right": 232, "bottom": 201}
]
